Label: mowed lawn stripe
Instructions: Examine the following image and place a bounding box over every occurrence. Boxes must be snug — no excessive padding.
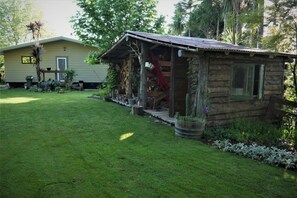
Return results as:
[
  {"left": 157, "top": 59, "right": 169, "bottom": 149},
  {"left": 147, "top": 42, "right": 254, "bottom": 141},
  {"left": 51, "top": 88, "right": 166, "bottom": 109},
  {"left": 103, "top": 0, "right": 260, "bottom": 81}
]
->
[{"left": 0, "top": 89, "right": 296, "bottom": 197}]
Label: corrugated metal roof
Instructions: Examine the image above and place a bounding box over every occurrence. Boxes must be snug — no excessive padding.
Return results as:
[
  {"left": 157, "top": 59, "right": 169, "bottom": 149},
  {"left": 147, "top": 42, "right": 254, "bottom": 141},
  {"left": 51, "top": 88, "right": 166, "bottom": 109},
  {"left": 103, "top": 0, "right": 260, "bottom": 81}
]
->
[{"left": 101, "top": 31, "right": 297, "bottom": 60}]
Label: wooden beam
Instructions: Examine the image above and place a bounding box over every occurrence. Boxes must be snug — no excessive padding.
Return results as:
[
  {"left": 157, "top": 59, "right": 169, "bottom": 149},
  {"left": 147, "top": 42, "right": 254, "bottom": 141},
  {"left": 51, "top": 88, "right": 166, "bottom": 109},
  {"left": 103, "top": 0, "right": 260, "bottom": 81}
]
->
[
  {"left": 150, "top": 44, "right": 159, "bottom": 50},
  {"left": 178, "top": 49, "right": 202, "bottom": 58},
  {"left": 196, "top": 55, "right": 209, "bottom": 116},
  {"left": 169, "top": 48, "right": 175, "bottom": 117},
  {"left": 127, "top": 54, "right": 133, "bottom": 98},
  {"left": 139, "top": 42, "right": 148, "bottom": 108}
]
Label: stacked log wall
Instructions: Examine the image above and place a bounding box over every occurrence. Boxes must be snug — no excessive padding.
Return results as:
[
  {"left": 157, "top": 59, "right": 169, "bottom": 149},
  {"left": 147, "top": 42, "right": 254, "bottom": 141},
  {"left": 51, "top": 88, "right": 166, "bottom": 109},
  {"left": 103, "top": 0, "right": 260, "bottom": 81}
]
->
[
  {"left": 119, "top": 58, "right": 130, "bottom": 95},
  {"left": 206, "top": 53, "right": 285, "bottom": 127}
]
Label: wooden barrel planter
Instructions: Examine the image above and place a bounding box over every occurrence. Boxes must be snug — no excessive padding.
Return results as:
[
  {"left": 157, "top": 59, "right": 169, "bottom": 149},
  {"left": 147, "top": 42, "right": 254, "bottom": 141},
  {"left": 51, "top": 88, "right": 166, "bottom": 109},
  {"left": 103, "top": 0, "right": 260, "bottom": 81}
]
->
[{"left": 175, "top": 118, "right": 205, "bottom": 139}]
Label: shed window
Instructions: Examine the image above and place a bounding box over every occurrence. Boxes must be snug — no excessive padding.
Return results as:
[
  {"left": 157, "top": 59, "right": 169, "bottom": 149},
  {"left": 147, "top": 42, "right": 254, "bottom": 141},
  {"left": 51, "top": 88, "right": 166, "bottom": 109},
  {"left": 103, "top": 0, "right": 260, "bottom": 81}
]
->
[
  {"left": 21, "top": 56, "right": 36, "bottom": 64},
  {"left": 231, "top": 64, "right": 264, "bottom": 100}
]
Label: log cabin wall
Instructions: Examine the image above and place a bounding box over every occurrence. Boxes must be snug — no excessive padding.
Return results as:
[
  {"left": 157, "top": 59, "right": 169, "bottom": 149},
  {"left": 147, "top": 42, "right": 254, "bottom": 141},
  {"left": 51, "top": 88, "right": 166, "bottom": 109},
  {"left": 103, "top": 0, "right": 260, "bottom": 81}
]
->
[{"left": 206, "top": 52, "right": 285, "bottom": 127}]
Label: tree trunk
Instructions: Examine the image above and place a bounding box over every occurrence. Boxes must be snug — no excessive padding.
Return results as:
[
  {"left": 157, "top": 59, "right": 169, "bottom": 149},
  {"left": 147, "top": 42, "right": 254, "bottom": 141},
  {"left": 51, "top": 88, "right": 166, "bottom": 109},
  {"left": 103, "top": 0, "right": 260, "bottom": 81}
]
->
[
  {"left": 235, "top": 12, "right": 239, "bottom": 45},
  {"left": 257, "top": 0, "right": 264, "bottom": 48},
  {"left": 127, "top": 54, "right": 133, "bottom": 98},
  {"left": 196, "top": 55, "right": 209, "bottom": 116},
  {"left": 216, "top": 18, "right": 220, "bottom": 40},
  {"left": 139, "top": 42, "right": 148, "bottom": 108},
  {"left": 293, "top": 61, "right": 297, "bottom": 99},
  {"left": 36, "top": 64, "right": 41, "bottom": 83}
]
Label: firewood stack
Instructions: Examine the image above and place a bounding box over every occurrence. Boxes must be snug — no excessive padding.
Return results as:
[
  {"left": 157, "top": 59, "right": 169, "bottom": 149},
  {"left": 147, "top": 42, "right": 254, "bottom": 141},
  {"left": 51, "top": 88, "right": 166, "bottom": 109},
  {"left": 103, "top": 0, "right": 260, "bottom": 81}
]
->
[{"left": 119, "top": 60, "right": 130, "bottom": 95}]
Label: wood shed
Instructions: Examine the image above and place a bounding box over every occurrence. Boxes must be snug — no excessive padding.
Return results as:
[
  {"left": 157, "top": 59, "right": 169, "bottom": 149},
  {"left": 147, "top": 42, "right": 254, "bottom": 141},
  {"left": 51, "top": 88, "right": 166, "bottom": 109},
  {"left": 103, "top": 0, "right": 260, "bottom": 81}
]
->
[{"left": 101, "top": 31, "right": 296, "bottom": 127}]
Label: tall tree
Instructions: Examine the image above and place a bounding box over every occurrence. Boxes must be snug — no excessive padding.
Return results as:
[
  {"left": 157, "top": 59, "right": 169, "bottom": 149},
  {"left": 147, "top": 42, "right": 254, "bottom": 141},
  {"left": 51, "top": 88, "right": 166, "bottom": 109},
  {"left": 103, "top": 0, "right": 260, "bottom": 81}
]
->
[
  {"left": 189, "top": 0, "right": 224, "bottom": 39},
  {"left": 0, "top": 0, "right": 43, "bottom": 47},
  {"left": 170, "top": 0, "right": 200, "bottom": 36},
  {"left": 263, "top": 0, "right": 297, "bottom": 101},
  {"left": 222, "top": 0, "right": 245, "bottom": 44},
  {"left": 26, "top": 21, "right": 43, "bottom": 84},
  {"left": 263, "top": 0, "right": 297, "bottom": 53},
  {"left": 71, "top": 0, "right": 165, "bottom": 52},
  {"left": 171, "top": 2, "right": 187, "bottom": 35},
  {"left": 240, "top": 0, "right": 264, "bottom": 48}
]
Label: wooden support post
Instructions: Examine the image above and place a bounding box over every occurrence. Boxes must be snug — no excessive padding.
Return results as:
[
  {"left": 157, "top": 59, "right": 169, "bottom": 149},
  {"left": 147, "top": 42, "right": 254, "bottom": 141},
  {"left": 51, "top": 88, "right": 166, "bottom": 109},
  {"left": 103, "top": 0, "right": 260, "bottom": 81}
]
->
[
  {"left": 131, "top": 105, "right": 144, "bottom": 116},
  {"left": 127, "top": 54, "right": 132, "bottom": 98},
  {"left": 169, "top": 48, "right": 175, "bottom": 117},
  {"left": 196, "top": 55, "right": 209, "bottom": 116},
  {"left": 178, "top": 49, "right": 202, "bottom": 58},
  {"left": 139, "top": 42, "right": 148, "bottom": 108}
]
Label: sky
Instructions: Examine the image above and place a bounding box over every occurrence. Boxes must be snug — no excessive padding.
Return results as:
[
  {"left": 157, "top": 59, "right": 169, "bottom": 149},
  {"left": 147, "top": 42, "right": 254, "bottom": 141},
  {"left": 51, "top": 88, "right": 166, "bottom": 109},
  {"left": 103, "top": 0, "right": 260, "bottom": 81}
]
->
[{"left": 36, "top": 0, "right": 180, "bottom": 38}]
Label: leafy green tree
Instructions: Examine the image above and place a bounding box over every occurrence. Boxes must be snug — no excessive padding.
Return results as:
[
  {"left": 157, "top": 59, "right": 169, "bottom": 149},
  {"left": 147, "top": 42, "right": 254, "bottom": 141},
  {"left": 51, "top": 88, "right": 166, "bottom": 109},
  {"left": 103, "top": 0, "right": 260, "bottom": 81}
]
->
[
  {"left": 170, "top": 0, "right": 200, "bottom": 36},
  {"left": 263, "top": 0, "right": 297, "bottom": 100},
  {"left": 263, "top": 0, "right": 297, "bottom": 53},
  {"left": 26, "top": 21, "right": 43, "bottom": 83},
  {"left": 170, "top": 2, "right": 187, "bottom": 35},
  {"left": 284, "top": 61, "right": 297, "bottom": 102},
  {"left": 222, "top": 0, "right": 244, "bottom": 44},
  {"left": 71, "top": 0, "right": 165, "bottom": 52},
  {"left": 0, "top": 56, "right": 4, "bottom": 83},
  {"left": 189, "top": 0, "right": 224, "bottom": 39},
  {"left": 240, "top": 0, "right": 264, "bottom": 48},
  {"left": 0, "top": 0, "right": 43, "bottom": 47}
]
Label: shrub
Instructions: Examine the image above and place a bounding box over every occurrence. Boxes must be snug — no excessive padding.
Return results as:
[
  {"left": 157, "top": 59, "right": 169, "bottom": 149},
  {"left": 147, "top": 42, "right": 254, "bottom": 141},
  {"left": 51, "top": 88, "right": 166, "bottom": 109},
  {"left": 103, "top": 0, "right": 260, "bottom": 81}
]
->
[
  {"left": 213, "top": 139, "right": 297, "bottom": 170},
  {"left": 64, "top": 69, "right": 77, "bottom": 89},
  {"left": 39, "top": 79, "right": 61, "bottom": 91},
  {"left": 95, "top": 84, "right": 112, "bottom": 101},
  {"left": 204, "top": 119, "right": 281, "bottom": 146}
]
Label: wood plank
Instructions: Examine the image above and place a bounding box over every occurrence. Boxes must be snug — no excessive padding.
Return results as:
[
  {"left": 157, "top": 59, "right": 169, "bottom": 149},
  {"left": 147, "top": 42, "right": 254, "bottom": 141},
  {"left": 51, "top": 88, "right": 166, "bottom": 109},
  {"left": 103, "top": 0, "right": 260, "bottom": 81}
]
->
[
  {"left": 264, "top": 80, "right": 282, "bottom": 85},
  {"left": 162, "top": 72, "right": 171, "bottom": 77},
  {"left": 208, "top": 92, "right": 229, "bottom": 98},
  {"left": 208, "top": 70, "right": 229, "bottom": 76},
  {"left": 208, "top": 101, "right": 268, "bottom": 115},
  {"left": 196, "top": 55, "right": 209, "bottom": 116},
  {"left": 208, "top": 52, "right": 284, "bottom": 62},
  {"left": 140, "top": 42, "right": 148, "bottom": 108},
  {"left": 208, "top": 74, "right": 230, "bottom": 81},
  {"left": 159, "top": 60, "right": 171, "bottom": 67},
  {"left": 265, "top": 66, "right": 283, "bottom": 72},
  {"left": 264, "top": 90, "right": 282, "bottom": 95},
  {"left": 209, "top": 97, "right": 229, "bottom": 104},
  {"left": 208, "top": 87, "right": 229, "bottom": 93},
  {"left": 207, "top": 108, "right": 267, "bottom": 121},
  {"left": 208, "top": 81, "right": 229, "bottom": 87},
  {"left": 265, "top": 71, "right": 284, "bottom": 76},
  {"left": 270, "top": 96, "right": 297, "bottom": 108},
  {"left": 208, "top": 64, "right": 231, "bottom": 71},
  {"left": 264, "top": 85, "right": 283, "bottom": 91},
  {"left": 264, "top": 75, "right": 284, "bottom": 82},
  {"left": 206, "top": 116, "right": 264, "bottom": 127}
]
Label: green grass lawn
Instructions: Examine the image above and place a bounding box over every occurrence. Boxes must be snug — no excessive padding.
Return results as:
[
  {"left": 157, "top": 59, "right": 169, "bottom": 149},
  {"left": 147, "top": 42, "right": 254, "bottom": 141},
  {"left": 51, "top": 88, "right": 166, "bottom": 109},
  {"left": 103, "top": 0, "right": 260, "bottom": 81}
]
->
[{"left": 0, "top": 89, "right": 296, "bottom": 198}]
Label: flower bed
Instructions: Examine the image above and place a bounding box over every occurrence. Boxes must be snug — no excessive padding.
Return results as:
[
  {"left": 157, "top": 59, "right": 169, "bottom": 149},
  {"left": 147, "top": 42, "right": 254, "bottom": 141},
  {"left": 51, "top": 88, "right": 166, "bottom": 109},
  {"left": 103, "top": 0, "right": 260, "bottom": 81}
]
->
[{"left": 213, "top": 139, "right": 297, "bottom": 170}]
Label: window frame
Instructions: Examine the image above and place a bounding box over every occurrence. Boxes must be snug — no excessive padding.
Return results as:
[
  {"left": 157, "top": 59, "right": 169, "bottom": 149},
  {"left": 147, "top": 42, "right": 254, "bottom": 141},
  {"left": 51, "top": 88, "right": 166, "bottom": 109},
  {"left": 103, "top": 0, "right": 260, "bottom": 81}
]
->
[
  {"left": 21, "top": 56, "right": 36, "bottom": 64},
  {"left": 230, "top": 64, "right": 264, "bottom": 101}
]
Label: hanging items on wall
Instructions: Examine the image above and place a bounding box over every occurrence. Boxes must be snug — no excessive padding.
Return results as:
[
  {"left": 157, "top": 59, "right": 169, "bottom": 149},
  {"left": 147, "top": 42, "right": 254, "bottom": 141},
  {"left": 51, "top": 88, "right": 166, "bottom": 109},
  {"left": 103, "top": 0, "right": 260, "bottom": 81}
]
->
[{"left": 145, "top": 61, "right": 154, "bottom": 70}]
